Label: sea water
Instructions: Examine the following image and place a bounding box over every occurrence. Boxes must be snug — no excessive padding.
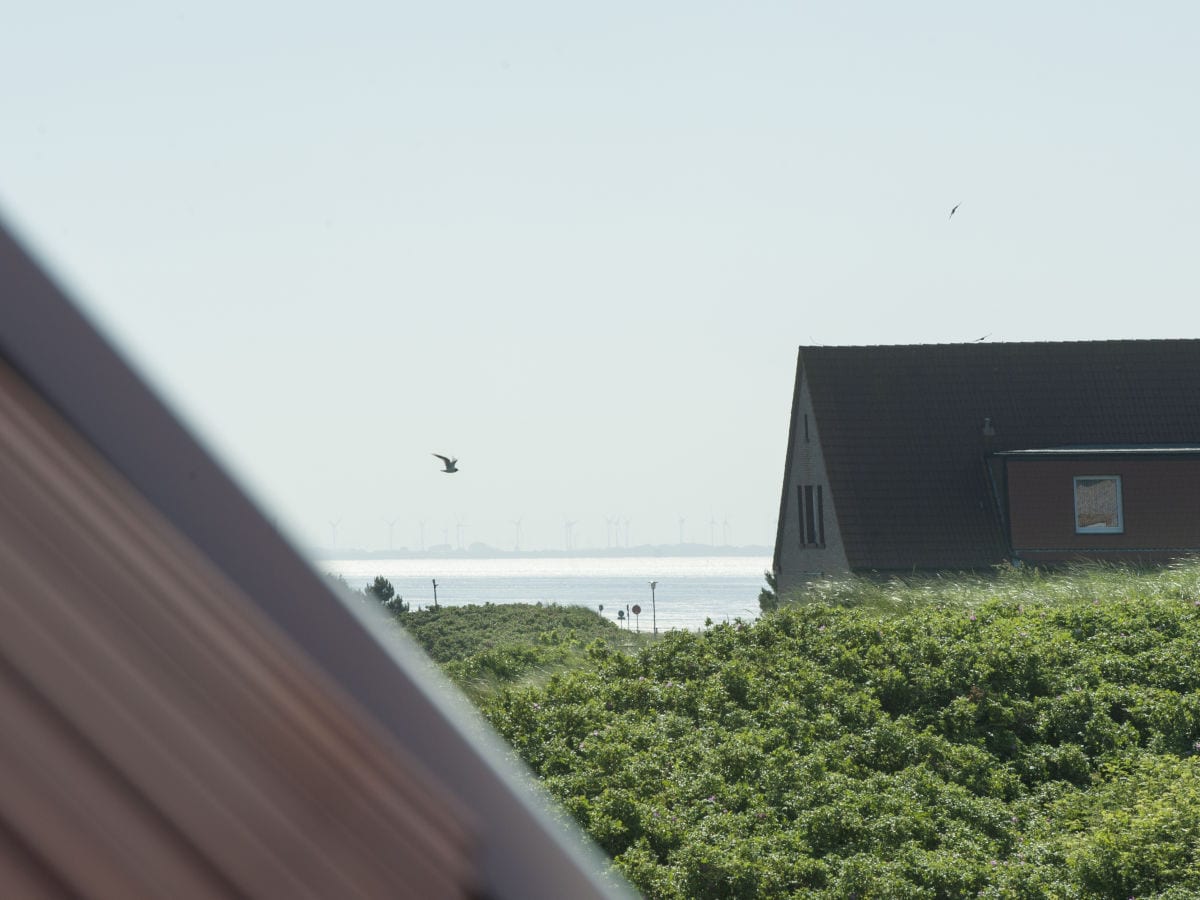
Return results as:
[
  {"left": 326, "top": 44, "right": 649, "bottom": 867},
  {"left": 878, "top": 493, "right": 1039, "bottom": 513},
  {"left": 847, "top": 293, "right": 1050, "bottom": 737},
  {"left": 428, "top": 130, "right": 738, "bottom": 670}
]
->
[{"left": 316, "top": 555, "right": 771, "bottom": 632}]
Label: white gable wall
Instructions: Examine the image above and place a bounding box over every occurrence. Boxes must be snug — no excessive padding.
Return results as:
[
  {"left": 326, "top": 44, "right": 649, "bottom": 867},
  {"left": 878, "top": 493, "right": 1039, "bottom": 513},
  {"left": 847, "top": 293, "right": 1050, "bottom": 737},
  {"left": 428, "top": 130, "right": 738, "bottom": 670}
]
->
[{"left": 776, "top": 369, "right": 849, "bottom": 594}]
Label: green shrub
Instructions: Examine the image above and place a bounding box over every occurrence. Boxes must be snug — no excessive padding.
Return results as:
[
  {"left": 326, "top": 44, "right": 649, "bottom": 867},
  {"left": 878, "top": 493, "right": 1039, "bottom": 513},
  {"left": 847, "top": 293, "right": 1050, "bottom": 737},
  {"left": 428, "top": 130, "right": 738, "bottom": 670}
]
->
[{"left": 422, "top": 559, "right": 1200, "bottom": 898}]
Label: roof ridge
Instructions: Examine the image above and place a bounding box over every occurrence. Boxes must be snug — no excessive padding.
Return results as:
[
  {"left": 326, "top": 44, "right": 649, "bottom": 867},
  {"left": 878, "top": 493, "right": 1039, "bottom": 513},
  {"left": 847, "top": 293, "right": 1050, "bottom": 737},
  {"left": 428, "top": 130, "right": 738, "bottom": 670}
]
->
[{"left": 799, "top": 338, "right": 1200, "bottom": 350}]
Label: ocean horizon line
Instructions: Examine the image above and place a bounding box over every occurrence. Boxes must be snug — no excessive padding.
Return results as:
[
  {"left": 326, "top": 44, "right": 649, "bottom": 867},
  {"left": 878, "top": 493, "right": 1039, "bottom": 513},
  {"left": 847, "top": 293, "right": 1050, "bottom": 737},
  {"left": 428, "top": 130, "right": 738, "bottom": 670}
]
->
[{"left": 310, "top": 543, "right": 772, "bottom": 562}]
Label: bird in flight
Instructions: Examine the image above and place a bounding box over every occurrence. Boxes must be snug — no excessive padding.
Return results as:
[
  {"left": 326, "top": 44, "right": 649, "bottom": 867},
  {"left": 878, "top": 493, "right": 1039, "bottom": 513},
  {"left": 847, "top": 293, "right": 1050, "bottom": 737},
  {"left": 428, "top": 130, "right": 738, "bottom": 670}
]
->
[
  {"left": 433, "top": 453, "right": 458, "bottom": 473},
  {"left": 949, "top": 203, "right": 961, "bottom": 220}
]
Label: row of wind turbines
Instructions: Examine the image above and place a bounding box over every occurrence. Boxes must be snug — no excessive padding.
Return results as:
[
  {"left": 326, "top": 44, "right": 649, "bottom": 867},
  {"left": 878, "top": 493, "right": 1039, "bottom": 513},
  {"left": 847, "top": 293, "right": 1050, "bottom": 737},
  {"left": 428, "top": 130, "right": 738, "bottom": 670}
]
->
[{"left": 325, "top": 513, "right": 736, "bottom": 552}]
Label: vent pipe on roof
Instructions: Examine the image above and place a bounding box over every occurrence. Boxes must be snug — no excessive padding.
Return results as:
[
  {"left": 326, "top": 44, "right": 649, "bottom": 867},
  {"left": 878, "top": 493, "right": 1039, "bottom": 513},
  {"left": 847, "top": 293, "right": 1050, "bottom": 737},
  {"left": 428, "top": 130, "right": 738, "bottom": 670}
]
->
[{"left": 982, "top": 417, "right": 996, "bottom": 437}]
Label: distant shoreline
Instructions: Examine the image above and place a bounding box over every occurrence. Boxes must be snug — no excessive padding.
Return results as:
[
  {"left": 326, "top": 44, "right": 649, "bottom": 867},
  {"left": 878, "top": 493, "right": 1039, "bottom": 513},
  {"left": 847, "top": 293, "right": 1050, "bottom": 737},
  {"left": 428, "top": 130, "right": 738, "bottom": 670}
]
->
[{"left": 310, "top": 543, "right": 772, "bottom": 562}]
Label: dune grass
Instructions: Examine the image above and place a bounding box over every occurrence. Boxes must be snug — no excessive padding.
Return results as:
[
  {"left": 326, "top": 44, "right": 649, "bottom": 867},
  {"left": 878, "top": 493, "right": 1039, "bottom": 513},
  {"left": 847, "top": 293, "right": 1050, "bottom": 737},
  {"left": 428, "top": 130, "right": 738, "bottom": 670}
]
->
[{"left": 782, "top": 557, "right": 1200, "bottom": 614}]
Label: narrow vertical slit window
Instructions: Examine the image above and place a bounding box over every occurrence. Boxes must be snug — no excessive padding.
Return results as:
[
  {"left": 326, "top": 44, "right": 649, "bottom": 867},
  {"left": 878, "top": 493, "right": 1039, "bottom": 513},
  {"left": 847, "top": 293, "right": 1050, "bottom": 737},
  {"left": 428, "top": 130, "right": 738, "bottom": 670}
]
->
[
  {"left": 803, "top": 485, "right": 817, "bottom": 547},
  {"left": 804, "top": 414, "right": 810, "bottom": 443},
  {"left": 815, "top": 486, "right": 825, "bottom": 547},
  {"left": 798, "top": 484, "right": 827, "bottom": 548},
  {"left": 797, "top": 485, "right": 807, "bottom": 544}
]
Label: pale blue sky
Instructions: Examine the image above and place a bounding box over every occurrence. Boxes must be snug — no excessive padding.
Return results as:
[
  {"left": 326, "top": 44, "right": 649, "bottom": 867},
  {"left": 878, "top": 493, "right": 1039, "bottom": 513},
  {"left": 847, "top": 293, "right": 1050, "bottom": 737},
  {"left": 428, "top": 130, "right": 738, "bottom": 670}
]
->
[{"left": 3, "top": 3, "right": 1198, "bottom": 552}]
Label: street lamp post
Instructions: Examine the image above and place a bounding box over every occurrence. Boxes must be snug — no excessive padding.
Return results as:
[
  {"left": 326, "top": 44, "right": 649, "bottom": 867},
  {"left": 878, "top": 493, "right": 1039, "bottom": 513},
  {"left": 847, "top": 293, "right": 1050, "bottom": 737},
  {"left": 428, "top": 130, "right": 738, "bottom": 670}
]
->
[
  {"left": 432, "top": 578, "right": 439, "bottom": 608},
  {"left": 649, "top": 581, "right": 658, "bottom": 636}
]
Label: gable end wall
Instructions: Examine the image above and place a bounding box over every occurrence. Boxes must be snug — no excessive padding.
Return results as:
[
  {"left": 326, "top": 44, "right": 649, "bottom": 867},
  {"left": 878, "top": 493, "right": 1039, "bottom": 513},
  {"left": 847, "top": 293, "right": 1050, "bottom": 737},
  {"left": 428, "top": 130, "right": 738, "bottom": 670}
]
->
[{"left": 776, "top": 367, "right": 849, "bottom": 594}]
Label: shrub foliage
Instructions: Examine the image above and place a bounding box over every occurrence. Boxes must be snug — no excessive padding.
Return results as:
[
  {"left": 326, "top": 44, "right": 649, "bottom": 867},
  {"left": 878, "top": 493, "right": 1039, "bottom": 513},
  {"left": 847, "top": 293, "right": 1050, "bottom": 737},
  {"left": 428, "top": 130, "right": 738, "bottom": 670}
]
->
[
  {"left": 391, "top": 601, "right": 643, "bottom": 701},
  {"left": 474, "top": 562, "right": 1200, "bottom": 898}
]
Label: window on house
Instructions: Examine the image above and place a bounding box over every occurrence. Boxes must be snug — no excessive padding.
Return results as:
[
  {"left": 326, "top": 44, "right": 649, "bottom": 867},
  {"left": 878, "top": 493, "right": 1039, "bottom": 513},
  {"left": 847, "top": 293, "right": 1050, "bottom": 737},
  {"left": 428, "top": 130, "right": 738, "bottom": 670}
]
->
[
  {"left": 1074, "top": 476, "right": 1123, "bottom": 533},
  {"left": 797, "top": 483, "right": 825, "bottom": 547}
]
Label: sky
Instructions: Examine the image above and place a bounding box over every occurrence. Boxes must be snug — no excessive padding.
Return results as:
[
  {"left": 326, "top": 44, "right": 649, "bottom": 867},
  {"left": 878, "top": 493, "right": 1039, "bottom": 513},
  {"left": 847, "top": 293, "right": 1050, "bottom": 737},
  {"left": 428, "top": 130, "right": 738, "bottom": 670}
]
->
[{"left": 2, "top": 2, "right": 1198, "bottom": 554}]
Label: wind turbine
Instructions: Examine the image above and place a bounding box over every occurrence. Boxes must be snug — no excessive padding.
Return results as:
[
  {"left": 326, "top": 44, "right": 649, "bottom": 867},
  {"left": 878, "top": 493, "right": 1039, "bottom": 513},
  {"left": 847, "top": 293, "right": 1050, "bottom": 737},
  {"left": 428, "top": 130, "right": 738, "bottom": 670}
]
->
[
  {"left": 383, "top": 517, "right": 397, "bottom": 552},
  {"left": 328, "top": 518, "right": 341, "bottom": 552},
  {"left": 723, "top": 516, "right": 731, "bottom": 546},
  {"left": 709, "top": 512, "right": 718, "bottom": 546},
  {"left": 623, "top": 517, "right": 631, "bottom": 548},
  {"left": 678, "top": 515, "right": 686, "bottom": 546},
  {"left": 564, "top": 519, "right": 577, "bottom": 551},
  {"left": 511, "top": 515, "right": 523, "bottom": 551},
  {"left": 604, "top": 516, "right": 615, "bottom": 548},
  {"left": 455, "top": 514, "right": 469, "bottom": 551}
]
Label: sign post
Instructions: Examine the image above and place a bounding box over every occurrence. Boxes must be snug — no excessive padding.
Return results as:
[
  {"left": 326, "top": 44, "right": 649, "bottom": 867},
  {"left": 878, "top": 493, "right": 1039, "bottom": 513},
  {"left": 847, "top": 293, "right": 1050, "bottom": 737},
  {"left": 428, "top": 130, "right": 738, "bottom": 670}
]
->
[{"left": 649, "top": 581, "right": 658, "bottom": 636}]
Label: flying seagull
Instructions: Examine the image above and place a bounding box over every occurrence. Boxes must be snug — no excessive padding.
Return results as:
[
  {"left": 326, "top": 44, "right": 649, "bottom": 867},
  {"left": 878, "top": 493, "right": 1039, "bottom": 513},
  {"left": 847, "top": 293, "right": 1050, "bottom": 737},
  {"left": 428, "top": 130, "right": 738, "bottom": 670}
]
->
[
  {"left": 949, "top": 203, "right": 961, "bottom": 220},
  {"left": 432, "top": 453, "right": 458, "bottom": 473}
]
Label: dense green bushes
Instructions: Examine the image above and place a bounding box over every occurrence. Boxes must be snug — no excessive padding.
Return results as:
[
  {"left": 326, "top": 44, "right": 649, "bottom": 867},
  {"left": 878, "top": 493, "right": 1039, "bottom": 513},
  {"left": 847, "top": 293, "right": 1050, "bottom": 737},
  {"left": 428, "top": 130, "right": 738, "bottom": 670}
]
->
[
  {"left": 388, "top": 601, "right": 643, "bottom": 700},
  {"left": 479, "top": 562, "right": 1200, "bottom": 898}
]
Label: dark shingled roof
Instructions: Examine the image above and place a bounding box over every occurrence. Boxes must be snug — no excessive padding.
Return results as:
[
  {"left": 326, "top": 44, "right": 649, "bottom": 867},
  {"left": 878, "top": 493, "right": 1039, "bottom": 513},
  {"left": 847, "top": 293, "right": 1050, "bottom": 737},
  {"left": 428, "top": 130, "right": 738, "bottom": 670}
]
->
[{"left": 798, "top": 340, "right": 1200, "bottom": 570}]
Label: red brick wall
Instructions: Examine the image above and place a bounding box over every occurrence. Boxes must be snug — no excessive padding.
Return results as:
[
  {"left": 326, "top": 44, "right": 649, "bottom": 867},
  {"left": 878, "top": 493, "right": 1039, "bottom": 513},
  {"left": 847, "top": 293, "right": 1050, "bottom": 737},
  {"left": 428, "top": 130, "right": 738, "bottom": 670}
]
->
[{"left": 1006, "top": 458, "right": 1200, "bottom": 561}]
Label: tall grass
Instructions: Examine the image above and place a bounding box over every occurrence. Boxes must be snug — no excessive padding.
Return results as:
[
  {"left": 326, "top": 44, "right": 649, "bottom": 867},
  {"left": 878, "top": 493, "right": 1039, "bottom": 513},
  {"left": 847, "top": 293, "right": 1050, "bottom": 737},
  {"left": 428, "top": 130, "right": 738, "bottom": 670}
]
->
[{"left": 782, "top": 556, "right": 1200, "bottom": 613}]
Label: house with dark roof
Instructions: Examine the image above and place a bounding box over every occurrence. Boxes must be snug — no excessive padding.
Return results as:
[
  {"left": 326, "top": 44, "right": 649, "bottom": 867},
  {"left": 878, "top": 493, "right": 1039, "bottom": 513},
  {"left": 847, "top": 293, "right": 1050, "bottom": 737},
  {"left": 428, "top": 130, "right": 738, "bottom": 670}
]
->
[{"left": 773, "top": 341, "right": 1200, "bottom": 593}]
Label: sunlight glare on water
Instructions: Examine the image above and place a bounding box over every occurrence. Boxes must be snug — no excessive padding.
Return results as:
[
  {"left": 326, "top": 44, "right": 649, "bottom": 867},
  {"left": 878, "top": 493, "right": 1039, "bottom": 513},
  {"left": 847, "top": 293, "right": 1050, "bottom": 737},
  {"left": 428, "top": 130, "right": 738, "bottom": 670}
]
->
[{"left": 317, "top": 556, "right": 771, "bottom": 631}]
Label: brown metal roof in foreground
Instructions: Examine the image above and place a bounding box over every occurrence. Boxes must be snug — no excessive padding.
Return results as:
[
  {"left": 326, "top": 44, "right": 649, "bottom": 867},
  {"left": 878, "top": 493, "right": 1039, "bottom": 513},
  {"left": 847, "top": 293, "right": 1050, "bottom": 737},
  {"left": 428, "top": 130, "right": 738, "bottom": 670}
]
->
[
  {"left": 795, "top": 340, "right": 1200, "bottom": 570},
  {"left": 0, "top": 357, "right": 478, "bottom": 898},
  {"left": 0, "top": 219, "right": 631, "bottom": 899}
]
